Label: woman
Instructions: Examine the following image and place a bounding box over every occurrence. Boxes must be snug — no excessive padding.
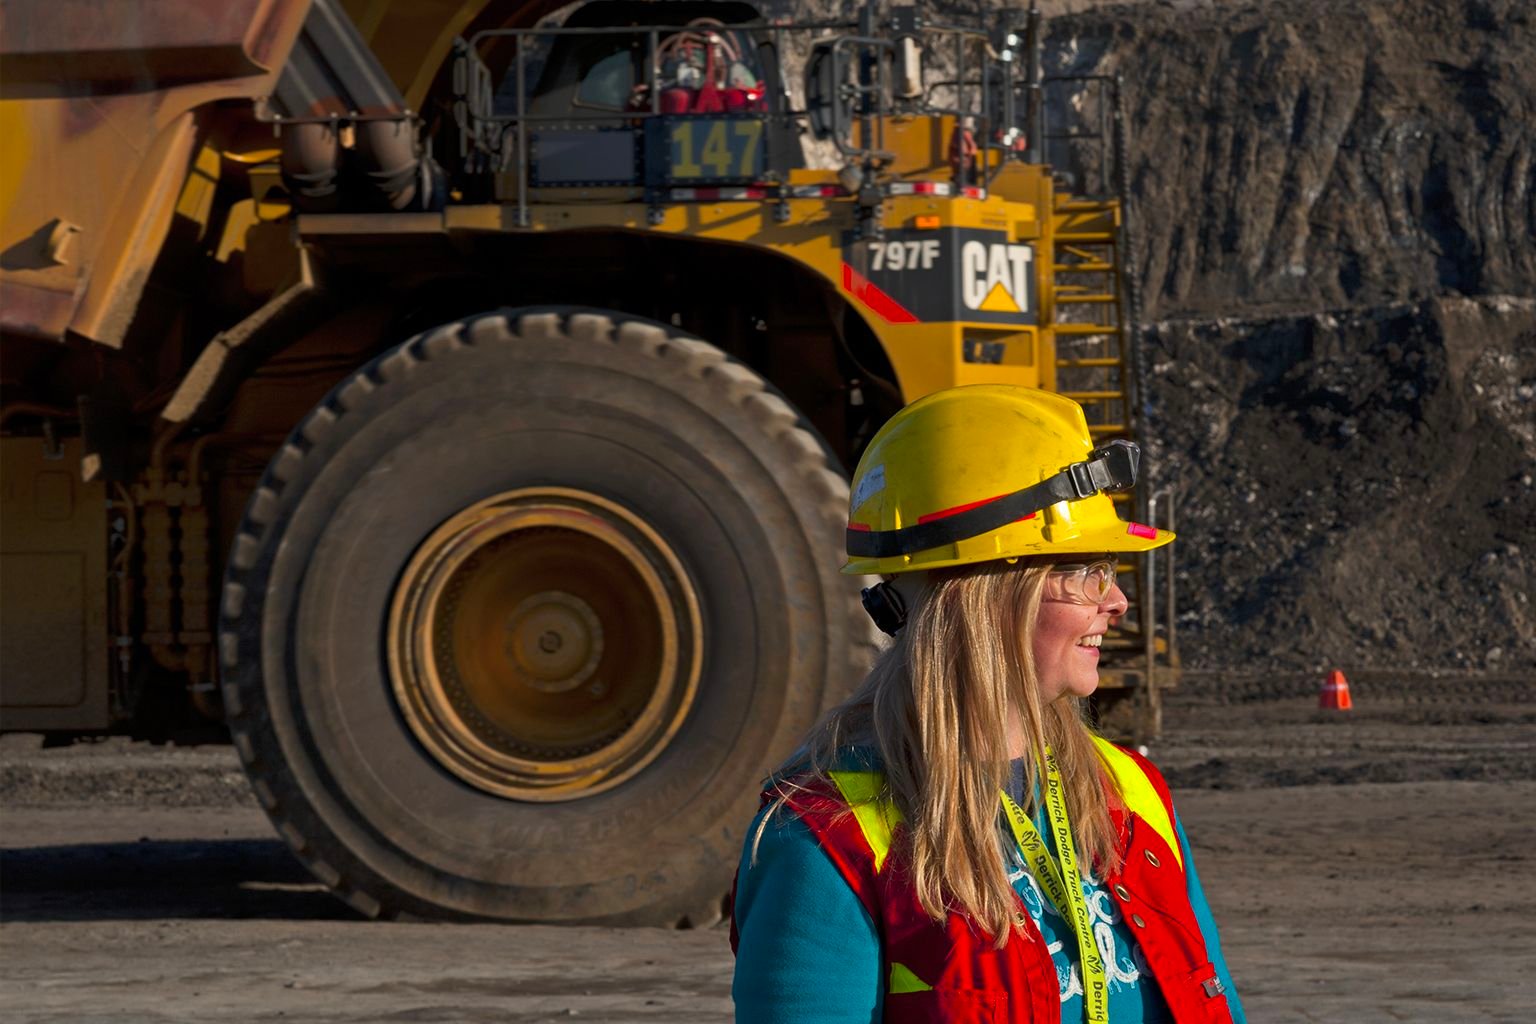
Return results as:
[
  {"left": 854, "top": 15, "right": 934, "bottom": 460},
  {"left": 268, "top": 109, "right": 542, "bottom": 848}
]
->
[{"left": 731, "top": 385, "right": 1244, "bottom": 1023}]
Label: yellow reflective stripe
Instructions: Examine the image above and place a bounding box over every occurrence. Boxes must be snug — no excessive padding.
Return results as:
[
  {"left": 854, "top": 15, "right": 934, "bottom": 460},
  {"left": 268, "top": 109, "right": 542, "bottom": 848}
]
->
[
  {"left": 888, "top": 961, "right": 933, "bottom": 994},
  {"left": 828, "top": 770, "right": 903, "bottom": 874},
  {"left": 1092, "top": 736, "right": 1183, "bottom": 870}
]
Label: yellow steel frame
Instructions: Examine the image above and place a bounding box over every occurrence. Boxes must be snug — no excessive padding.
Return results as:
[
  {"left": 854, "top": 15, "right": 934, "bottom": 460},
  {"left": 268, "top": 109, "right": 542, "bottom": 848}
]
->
[{"left": 433, "top": 169, "right": 1069, "bottom": 404}]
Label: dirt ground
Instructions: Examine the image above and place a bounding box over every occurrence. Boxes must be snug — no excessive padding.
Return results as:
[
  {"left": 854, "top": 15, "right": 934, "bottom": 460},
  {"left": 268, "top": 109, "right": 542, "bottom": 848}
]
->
[{"left": 3, "top": 676, "right": 1534, "bottom": 1023}]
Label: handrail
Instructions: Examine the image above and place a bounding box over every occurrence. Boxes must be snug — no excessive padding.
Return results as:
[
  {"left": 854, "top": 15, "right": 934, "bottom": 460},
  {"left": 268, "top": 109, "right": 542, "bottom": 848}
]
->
[
  {"left": 448, "top": 7, "right": 1132, "bottom": 227},
  {"left": 452, "top": 14, "right": 1019, "bottom": 202},
  {"left": 1146, "top": 486, "right": 1179, "bottom": 676}
]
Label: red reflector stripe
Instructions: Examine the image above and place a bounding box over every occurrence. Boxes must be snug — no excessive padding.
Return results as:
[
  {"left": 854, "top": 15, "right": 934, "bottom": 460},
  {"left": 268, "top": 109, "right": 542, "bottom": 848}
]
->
[
  {"left": 788, "top": 184, "right": 849, "bottom": 197},
  {"left": 918, "top": 494, "right": 1037, "bottom": 525},
  {"left": 1127, "top": 522, "right": 1158, "bottom": 539},
  {"left": 841, "top": 262, "right": 920, "bottom": 325},
  {"left": 847, "top": 522, "right": 872, "bottom": 532}
]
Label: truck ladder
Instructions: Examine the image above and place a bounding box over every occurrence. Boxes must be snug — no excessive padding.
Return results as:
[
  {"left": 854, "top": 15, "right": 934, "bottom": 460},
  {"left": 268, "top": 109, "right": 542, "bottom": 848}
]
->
[{"left": 1049, "top": 194, "right": 1166, "bottom": 725}]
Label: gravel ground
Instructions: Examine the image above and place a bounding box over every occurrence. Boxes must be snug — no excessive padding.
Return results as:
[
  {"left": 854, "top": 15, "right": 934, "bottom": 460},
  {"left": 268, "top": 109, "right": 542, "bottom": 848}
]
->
[{"left": 4, "top": 675, "right": 1534, "bottom": 1022}]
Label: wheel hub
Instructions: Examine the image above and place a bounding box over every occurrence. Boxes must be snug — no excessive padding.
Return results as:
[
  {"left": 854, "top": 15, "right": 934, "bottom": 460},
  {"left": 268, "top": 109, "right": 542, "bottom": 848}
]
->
[
  {"left": 504, "top": 591, "right": 603, "bottom": 693},
  {"left": 389, "top": 488, "right": 702, "bottom": 802}
]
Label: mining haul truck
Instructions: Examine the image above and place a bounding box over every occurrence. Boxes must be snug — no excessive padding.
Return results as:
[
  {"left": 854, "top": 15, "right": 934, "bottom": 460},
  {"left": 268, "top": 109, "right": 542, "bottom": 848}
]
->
[{"left": 0, "top": 0, "right": 1177, "bottom": 923}]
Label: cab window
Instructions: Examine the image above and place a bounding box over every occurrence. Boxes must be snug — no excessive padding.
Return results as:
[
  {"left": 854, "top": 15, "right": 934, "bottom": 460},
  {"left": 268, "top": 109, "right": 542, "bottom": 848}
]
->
[{"left": 574, "top": 49, "right": 635, "bottom": 110}]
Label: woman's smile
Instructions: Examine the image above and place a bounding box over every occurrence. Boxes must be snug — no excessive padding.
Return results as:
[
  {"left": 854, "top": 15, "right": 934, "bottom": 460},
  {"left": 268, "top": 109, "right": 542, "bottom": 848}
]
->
[{"left": 1032, "top": 584, "right": 1127, "bottom": 702}]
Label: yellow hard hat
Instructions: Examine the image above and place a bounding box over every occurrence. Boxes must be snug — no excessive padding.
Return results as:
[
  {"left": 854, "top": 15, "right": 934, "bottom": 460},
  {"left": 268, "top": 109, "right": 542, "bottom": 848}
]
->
[{"left": 843, "top": 385, "right": 1174, "bottom": 575}]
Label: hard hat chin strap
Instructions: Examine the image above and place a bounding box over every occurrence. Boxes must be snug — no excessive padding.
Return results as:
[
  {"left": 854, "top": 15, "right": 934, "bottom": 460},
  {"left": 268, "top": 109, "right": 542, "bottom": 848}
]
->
[{"left": 847, "top": 440, "right": 1140, "bottom": 560}]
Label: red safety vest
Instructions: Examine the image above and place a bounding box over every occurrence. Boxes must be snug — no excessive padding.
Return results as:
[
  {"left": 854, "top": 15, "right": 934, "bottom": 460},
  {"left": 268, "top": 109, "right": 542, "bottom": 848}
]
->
[{"left": 732, "top": 738, "right": 1234, "bottom": 1024}]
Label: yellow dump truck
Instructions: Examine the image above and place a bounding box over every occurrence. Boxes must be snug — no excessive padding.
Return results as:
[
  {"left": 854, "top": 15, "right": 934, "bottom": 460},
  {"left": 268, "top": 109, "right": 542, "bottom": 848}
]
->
[{"left": 0, "top": 0, "right": 1175, "bottom": 923}]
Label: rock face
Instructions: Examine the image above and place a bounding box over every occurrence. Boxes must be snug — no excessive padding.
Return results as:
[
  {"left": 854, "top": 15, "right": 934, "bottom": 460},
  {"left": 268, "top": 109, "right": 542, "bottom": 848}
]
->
[
  {"left": 1146, "top": 297, "right": 1536, "bottom": 672},
  {"left": 1031, "top": 0, "right": 1536, "bottom": 672},
  {"left": 1048, "top": 0, "right": 1535, "bottom": 319}
]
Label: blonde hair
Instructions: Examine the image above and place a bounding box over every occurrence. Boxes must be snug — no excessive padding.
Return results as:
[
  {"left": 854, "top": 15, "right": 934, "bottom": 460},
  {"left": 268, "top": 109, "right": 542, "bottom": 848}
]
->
[{"left": 762, "top": 557, "right": 1122, "bottom": 946}]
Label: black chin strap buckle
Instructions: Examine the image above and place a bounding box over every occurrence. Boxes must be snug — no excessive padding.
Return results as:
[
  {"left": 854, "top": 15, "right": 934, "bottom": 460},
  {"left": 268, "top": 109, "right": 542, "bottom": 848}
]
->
[
  {"left": 861, "top": 581, "right": 908, "bottom": 636},
  {"left": 1068, "top": 439, "right": 1141, "bottom": 498}
]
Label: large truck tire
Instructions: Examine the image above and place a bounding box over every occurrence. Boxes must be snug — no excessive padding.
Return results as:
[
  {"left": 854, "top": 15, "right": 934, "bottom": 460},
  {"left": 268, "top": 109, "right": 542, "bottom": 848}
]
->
[{"left": 220, "top": 308, "right": 878, "bottom": 924}]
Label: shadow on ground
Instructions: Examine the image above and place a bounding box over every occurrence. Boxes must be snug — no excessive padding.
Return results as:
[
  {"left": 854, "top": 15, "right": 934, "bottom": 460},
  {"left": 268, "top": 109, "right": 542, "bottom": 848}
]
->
[{"left": 0, "top": 839, "right": 357, "bottom": 922}]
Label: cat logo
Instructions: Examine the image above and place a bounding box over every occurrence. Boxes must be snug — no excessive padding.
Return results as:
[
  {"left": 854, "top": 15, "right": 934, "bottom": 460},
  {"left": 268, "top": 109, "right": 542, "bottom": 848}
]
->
[
  {"left": 841, "top": 228, "right": 1036, "bottom": 326},
  {"left": 961, "top": 242, "right": 1034, "bottom": 314}
]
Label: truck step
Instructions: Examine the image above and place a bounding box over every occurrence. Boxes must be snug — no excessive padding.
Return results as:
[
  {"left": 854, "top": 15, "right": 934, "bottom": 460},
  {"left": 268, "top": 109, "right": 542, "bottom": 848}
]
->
[
  {"left": 1057, "top": 357, "right": 1124, "bottom": 368},
  {"left": 1053, "top": 323, "right": 1122, "bottom": 335}
]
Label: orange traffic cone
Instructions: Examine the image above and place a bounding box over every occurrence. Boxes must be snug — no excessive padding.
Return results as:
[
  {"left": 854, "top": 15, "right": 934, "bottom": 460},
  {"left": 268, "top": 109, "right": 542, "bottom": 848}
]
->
[{"left": 1319, "top": 669, "right": 1353, "bottom": 710}]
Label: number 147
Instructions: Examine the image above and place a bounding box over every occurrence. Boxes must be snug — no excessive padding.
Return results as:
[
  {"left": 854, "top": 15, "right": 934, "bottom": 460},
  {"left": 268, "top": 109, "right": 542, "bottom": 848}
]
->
[{"left": 670, "top": 121, "right": 763, "bottom": 179}]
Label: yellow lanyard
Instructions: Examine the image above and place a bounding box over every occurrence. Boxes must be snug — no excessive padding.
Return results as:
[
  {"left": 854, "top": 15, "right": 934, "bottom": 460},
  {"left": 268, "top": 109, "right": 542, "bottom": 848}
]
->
[{"left": 999, "top": 750, "right": 1109, "bottom": 1024}]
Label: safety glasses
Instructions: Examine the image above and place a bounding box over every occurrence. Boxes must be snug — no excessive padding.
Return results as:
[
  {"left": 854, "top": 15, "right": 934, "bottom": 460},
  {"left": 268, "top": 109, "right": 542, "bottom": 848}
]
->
[{"left": 1043, "top": 559, "right": 1117, "bottom": 605}]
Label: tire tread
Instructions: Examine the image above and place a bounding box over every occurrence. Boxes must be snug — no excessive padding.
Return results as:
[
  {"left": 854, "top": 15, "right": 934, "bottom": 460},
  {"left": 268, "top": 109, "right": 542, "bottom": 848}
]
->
[{"left": 221, "top": 305, "right": 870, "bottom": 924}]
